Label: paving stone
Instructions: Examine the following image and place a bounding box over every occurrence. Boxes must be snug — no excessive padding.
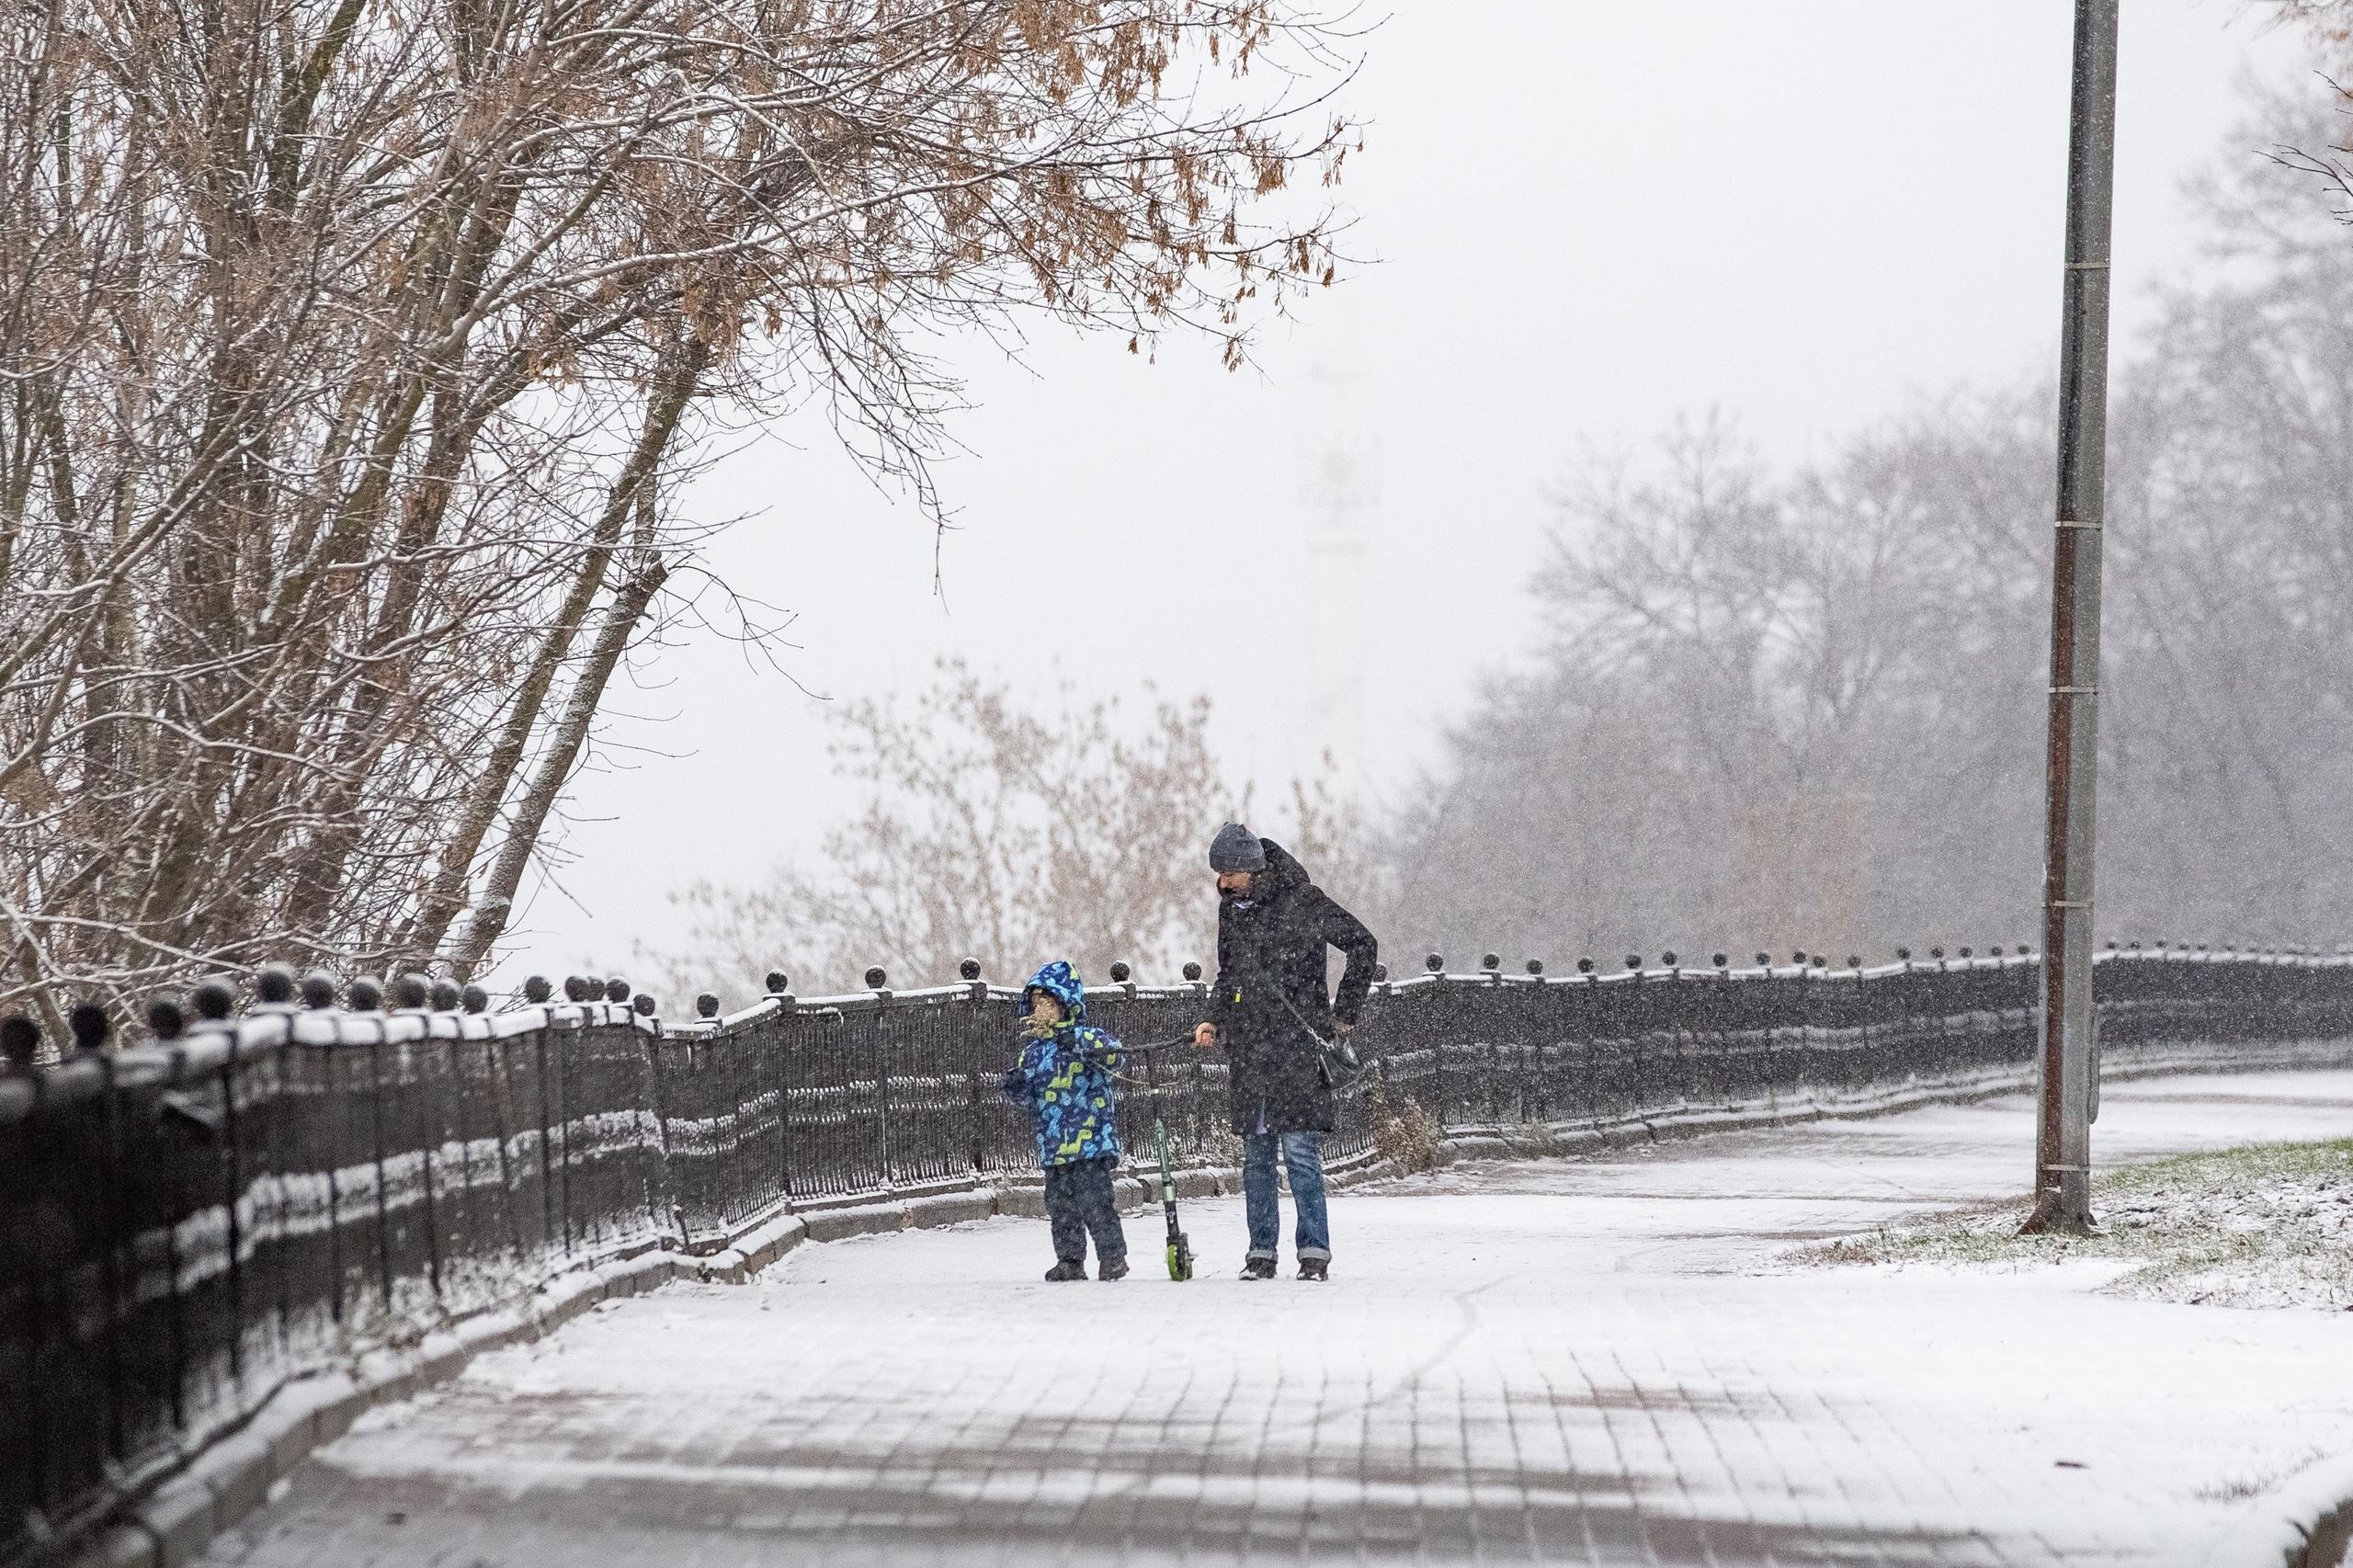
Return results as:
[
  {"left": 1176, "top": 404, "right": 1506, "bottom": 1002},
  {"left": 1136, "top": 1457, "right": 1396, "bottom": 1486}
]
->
[{"left": 197, "top": 1070, "right": 2353, "bottom": 1567}]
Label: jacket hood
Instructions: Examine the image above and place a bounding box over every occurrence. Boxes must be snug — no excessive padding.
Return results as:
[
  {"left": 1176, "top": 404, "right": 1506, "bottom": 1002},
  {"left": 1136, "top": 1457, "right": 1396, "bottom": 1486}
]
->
[
  {"left": 1254, "top": 839, "right": 1311, "bottom": 897},
  {"left": 1022, "top": 959, "right": 1087, "bottom": 1022}
]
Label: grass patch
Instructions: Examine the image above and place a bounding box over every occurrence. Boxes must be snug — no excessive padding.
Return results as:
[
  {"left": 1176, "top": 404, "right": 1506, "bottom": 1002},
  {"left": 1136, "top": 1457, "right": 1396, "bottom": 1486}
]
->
[{"left": 1799, "top": 1138, "right": 2353, "bottom": 1309}]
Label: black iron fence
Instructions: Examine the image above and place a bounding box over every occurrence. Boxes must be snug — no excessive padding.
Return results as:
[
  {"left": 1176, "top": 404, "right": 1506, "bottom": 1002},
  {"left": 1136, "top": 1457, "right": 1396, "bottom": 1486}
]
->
[{"left": 6, "top": 948, "right": 2351, "bottom": 1561}]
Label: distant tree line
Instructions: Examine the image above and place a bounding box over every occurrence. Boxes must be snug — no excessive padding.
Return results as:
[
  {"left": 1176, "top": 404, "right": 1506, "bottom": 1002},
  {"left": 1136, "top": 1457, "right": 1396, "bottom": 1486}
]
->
[{"left": 1388, "top": 104, "right": 2353, "bottom": 967}]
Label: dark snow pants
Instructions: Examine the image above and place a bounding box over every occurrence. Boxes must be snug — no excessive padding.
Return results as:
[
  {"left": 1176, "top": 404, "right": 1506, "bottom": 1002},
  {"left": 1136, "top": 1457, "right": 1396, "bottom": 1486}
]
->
[{"left": 1044, "top": 1156, "right": 1128, "bottom": 1267}]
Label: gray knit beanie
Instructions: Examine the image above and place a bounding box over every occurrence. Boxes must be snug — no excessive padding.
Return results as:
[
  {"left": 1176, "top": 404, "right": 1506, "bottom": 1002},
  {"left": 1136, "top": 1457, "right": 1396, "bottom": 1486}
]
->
[{"left": 1210, "top": 821, "right": 1267, "bottom": 873}]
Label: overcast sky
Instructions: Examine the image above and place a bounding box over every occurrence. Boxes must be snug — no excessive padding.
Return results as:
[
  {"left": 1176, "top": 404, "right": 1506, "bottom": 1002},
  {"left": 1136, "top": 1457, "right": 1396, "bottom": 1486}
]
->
[{"left": 503, "top": 2, "right": 2332, "bottom": 993}]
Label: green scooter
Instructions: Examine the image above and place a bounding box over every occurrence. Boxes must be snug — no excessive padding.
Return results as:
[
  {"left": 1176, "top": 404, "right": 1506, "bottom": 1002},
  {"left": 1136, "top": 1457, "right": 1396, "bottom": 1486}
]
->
[{"left": 1155, "top": 1118, "right": 1194, "bottom": 1280}]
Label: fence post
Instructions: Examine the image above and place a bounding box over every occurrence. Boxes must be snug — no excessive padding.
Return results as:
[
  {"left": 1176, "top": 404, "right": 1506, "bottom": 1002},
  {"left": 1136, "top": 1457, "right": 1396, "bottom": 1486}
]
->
[
  {"left": 961, "top": 960, "right": 987, "bottom": 1173},
  {"left": 762, "top": 971, "right": 793, "bottom": 1200},
  {"left": 532, "top": 1026, "right": 559, "bottom": 1255},
  {"left": 483, "top": 1033, "right": 525, "bottom": 1267},
  {"left": 218, "top": 1057, "right": 244, "bottom": 1385},
  {"left": 866, "top": 968, "right": 892, "bottom": 1190},
  {"left": 401, "top": 981, "right": 446, "bottom": 1302},
  {"left": 1182, "top": 962, "right": 1207, "bottom": 1151},
  {"left": 97, "top": 1051, "right": 129, "bottom": 1462},
  {"left": 366, "top": 1028, "right": 395, "bottom": 1308}
]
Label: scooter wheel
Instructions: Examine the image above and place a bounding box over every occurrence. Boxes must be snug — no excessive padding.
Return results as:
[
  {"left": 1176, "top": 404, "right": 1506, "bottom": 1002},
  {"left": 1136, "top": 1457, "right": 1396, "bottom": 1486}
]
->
[{"left": 1169, "top": 1235, "right": 1194, "bottom": 1281}]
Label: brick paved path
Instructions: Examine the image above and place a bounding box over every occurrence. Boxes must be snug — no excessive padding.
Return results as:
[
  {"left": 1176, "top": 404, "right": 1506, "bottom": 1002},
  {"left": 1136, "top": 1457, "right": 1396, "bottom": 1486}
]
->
[{"left": 202, "top": 1072, "right": 2353, "bottom": 1567}]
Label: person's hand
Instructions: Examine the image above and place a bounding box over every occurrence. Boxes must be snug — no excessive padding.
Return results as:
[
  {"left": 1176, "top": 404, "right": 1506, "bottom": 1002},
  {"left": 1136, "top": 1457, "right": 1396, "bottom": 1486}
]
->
[
  {"left": 1333, "top": 1020, "right": 1355, "bottom": 1038},
  {"left": 1192, "top": 1022, "right": 1218, "bottom": 1048}
]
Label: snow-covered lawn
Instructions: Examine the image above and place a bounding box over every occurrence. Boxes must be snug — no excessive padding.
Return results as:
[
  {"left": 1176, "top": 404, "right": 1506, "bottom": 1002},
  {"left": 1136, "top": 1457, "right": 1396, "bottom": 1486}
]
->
[
  {"left": 1800, "top": 1136, "right": 2353, "bottom": 1311},
  {"left": 201, "top": 1069, "right": 2353, "bottom": 1568}
]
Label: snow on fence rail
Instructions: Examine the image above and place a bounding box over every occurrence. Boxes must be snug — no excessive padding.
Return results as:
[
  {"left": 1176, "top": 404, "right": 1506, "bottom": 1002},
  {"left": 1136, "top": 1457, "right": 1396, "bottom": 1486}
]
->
[{"left": 5, "top": 947, "right": 2350, "bottom": 1562}]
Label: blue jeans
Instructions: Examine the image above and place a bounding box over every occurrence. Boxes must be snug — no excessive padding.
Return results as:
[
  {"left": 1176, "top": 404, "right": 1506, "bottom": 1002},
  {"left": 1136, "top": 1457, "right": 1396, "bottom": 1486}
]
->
[{"left": 1242, "top": 1131, "right": 1330, "bottom": 1263}]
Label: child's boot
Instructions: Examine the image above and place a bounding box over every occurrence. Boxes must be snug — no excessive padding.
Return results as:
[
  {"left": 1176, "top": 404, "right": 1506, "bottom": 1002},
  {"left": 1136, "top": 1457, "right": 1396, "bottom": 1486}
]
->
[
  {"left": 1097, "top": 1256, "right": 1130, "bottom": 1280},
  {"left": 1044, "top": 1259, "right": 1086, "bottom": 1281}
]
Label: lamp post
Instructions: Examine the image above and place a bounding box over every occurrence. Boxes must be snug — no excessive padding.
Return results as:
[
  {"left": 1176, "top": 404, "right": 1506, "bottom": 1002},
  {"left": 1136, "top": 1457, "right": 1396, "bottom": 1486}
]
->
[{"left": 2027, "top": 0, "right": 2118, "bottom": 1236}]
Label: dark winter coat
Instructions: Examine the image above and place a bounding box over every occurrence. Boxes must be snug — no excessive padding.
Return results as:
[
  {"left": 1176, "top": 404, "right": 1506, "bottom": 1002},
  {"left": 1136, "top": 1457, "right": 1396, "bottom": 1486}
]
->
[
  {"left": 1000, "top": 960, "right": 1125, "bottom": 1167},
  {"left": 1208, "top": 839, "right": 1378, "bottom": 1136}
]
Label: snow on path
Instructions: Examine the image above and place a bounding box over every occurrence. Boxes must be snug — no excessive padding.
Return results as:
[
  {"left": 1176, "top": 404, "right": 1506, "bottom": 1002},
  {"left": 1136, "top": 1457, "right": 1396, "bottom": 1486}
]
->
[{"left": 201, "top": 1071, "right": 2353, "bottom": 1567}]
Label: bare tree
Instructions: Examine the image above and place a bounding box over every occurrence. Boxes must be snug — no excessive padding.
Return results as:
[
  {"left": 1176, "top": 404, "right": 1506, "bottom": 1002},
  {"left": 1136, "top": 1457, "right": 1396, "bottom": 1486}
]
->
[{"left": 0, "top": 0, "right": 1359, "bottom": 1023}]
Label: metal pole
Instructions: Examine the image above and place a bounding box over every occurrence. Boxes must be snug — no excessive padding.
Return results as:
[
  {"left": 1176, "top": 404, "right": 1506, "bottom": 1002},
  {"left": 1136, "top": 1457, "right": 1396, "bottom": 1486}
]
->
[{"left": 2028, "top": 0, "right": 2117, "bottom": 1235}]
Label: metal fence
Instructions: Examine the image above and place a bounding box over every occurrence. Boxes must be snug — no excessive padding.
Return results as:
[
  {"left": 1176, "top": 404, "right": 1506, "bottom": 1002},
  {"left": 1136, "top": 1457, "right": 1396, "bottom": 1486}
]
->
[{"left": 6, "top": 948, "right": 2350, "bottom": 1562}]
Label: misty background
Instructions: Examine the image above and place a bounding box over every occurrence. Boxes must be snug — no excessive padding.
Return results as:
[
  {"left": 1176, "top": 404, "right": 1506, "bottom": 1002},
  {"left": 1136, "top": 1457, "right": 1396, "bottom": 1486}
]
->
[{"left": 509, "top": 4, "right": 2347, "bottom": 999}]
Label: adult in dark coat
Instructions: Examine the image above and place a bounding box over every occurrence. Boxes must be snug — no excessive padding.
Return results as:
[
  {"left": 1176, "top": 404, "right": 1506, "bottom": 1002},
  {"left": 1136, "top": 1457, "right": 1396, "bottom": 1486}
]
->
[{"left": 1191, "top": 822, "right": 1377, "bottom": 1281}]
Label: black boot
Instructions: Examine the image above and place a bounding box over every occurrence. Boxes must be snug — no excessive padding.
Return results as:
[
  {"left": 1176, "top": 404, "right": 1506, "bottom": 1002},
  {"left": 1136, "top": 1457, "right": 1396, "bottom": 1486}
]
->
[
  {"left": 1098, "top": 1256, "right": 1131, "bottom": 1280},
  {"left": 1297, "top": 1257, "right": 1329, "bottom": 1282},
  {"left": 1044, "top": 1259, "right": 1086, "bottom": 1281},
  {"left": 1238, "top": 1256, "right": 1277, "bottom": 1281}
]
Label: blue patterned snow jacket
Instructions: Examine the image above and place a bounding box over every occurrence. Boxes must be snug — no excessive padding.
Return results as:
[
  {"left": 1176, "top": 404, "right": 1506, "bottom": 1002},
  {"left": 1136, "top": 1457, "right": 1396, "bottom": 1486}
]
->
[{"left": 998, "top": 960, "right": 1123, "bottom": 1168}]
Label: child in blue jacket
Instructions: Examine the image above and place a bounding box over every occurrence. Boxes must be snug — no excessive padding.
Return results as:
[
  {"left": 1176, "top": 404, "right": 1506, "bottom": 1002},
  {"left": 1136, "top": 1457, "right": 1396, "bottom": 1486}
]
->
[{"left": 1000, "top": 960, "right": 1130, "bottom": 1280}]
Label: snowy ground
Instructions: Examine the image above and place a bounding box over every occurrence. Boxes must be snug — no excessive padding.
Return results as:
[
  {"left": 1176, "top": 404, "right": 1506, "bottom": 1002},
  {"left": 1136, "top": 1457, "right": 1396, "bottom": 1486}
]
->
[{"left": 200, "top": 1071, "right": 2353, "bottom": 1567}]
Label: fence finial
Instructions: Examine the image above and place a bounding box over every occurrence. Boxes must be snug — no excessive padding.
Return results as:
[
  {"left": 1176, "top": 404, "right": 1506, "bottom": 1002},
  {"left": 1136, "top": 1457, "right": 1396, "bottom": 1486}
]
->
[
  {"left": 67, "top": 1004, "right": 110, "bottom": 1055},
  {"left": 460, "top": 984, "right": 490, "bottom": 1015},
  {"left": 146, "top": 995, "right": 187, "bottom": 1040},
  {"left": 696, "top": 993, "right": 721, "bottom": 1018},
  {"left": 192, "top": 980, "right": 234, "bottom": 1021},
  {"left": 256, "top": 965, "right": 296, "bottom": 1005},
  {"left": 1182, "top": 961, "right": 1202, "bottom": 983},
  {"left": 959, "top": 958, "right": 982, "bottom": 983},
  {"left": 523, "top": 975, "right": 553, "bottom": 1004},
  {"left": 0, "top": 1015, "right": 38, "bottom": 1071},
  {"left": 301, "top": 971, "right": 337, "bottom": 1008}
]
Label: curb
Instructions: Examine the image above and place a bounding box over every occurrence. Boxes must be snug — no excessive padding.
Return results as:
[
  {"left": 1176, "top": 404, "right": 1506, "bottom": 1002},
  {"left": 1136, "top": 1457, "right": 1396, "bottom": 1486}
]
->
[
  {"left": 61, "top": 1244, "right": 715, "bottom": 1568},
  {"left": 2202, "top": 1458, "right": 2353, "bottom": 1567},
  {"left": 63, "top": 1039, "right": 2342, "bottom": 1568},
  {"left": 61, "top": 1175, "right": 1079, "bottom": 1568},
  {"left": 2290, "top": 1499, "right": 2353, "bottom": 1568}
]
